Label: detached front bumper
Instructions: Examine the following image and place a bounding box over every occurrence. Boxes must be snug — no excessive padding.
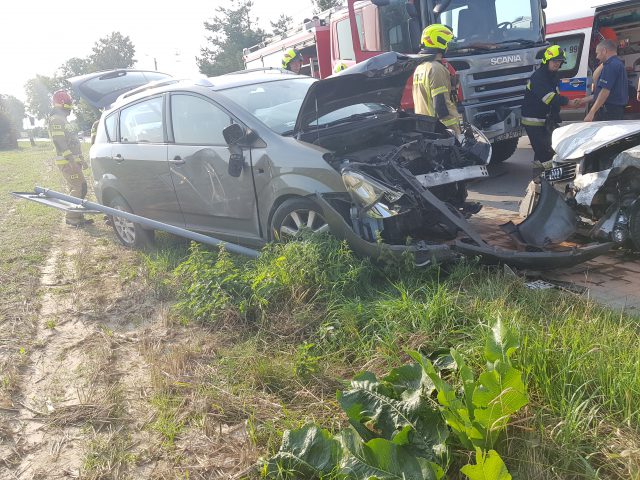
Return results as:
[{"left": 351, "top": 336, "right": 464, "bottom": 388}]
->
[{"left": 314, "top": 193, "right": 612, "bottom": 270}]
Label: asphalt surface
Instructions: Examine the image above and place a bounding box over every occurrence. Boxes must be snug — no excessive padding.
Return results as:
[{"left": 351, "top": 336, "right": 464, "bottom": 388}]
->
[{"left": 467, "top": 136, "right": 534, "bottom": 211}]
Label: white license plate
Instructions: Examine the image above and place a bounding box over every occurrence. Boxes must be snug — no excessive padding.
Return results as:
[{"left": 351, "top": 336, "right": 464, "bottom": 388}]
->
[{"left": 491, "top": 128, "right": 523, "bottom": 143}]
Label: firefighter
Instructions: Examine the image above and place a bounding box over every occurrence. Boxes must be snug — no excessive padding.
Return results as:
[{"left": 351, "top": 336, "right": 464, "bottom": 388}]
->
[
  {"left": 47, "top": 90, "right": 92, "bottom": 227},
  {"left": 412, "top": 24, "right": 461, "bottom": 135},
  {"left": 282, "top": 48, "right": 303, "bottom": 74},
  {"left": 522, "top": 45, "right": 572, "bottom": 169},
  {"left": 334, "top": 62, "right": 348, "bottom": 73}
]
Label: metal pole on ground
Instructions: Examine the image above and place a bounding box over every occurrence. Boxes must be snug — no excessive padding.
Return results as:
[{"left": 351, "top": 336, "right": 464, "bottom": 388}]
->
[{"left": 33, "top": 187, "right": 260, "bottom": 258}]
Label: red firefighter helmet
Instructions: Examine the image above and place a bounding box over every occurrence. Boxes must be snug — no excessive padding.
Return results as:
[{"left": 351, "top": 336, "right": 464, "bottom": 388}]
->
[{"left": 52, "top": 90, "right": 73, "bottom": 111}]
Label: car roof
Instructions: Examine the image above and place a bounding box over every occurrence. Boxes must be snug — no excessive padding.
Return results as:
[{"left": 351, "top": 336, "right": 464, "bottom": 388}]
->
[
  {"left": 104, "top": 69, "right": 310, "bottom": 110},
  {"left": 208, "top": 68, "right": 307, "bottom": 91}
]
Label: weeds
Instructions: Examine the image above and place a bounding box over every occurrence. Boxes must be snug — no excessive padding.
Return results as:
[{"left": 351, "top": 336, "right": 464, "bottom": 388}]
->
[{"left": 166, "top": 235, "right": 640, "bottom": 477}]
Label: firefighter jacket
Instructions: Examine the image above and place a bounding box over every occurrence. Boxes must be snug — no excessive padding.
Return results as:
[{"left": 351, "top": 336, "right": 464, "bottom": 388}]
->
[
  {"left": 522, "top": 66, "right": 569, "bottom": 127},
  {"left": 48, "top": 111, "right": 82, "bottom": 167},
  {"left": 412, "top": 59, "right": 461, "bottom": 131}
]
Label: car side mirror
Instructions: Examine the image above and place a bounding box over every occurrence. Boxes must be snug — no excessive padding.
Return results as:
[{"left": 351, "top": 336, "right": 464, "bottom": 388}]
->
[
  {"left": 223, "top": 123, "right": 247, "bottom": 145},
  {"left": 223, "top": 124, "right": 247, "bottom": 178}
]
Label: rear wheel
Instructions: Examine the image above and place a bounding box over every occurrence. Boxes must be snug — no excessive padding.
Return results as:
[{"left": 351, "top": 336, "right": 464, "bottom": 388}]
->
[
  {"left": 269, "top": 198, "right": 329, "bottom": 241},
  {"left": 108, "top": 194, "right": 154, "bottom": 248},
  {"left": 490, "top": 137, "right": 519, "bottom": 164}
]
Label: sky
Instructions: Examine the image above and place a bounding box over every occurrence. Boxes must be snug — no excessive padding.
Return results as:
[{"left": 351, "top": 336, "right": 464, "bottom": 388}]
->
[{"left": 1, "top": 0, "right": 314, "bottom": 101}]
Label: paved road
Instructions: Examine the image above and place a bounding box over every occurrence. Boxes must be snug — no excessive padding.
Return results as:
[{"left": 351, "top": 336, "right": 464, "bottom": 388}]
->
[{"left": 466, "top": 137, "right": 640, "bottom": 314}]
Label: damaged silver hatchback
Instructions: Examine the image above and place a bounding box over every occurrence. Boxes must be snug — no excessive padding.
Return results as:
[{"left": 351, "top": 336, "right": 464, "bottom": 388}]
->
[{"left": 72, "top": 52, "right": 609, "bottom": 269}]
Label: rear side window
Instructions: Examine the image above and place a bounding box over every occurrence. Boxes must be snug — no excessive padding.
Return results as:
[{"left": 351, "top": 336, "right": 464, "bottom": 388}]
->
[
  {"left": 104, "top": 113, "right": 117, "bottom": 142},
  {"left": 170, "top": 94, "right": 232, "bottom": 145},
  {"left": 119, "top": 96, "right": 164, "bottom": 143}
]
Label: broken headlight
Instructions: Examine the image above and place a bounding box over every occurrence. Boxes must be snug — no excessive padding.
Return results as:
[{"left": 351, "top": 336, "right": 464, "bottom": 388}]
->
[{"left": 342, "top": 169, "right": 403, "bottom": 218}]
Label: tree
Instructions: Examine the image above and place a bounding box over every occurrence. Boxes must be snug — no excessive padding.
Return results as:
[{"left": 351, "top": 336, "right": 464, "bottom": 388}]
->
[
  {"left": 58, "top": 57, "right": 92, "bottom": 79},
  {"left": 0, "top": 95, "right": 26, "bottom": 133},
  {"left": 271, "top": 13, "right": 293, "bottom": 37},
  {"left": 24, "top": 74, "right": 64, "bottom": 120},
  {"left": 0, "top": 110, "right": 17, "bottom": 150},
  {"left": 89, "top": 32, "right": 136, "bottom": 71},
  {"left": 312, "top": 0, "right": 343, "bottom": 13},
  {"left": 197, "top": 0, "right": 267, "bottom": 76}
]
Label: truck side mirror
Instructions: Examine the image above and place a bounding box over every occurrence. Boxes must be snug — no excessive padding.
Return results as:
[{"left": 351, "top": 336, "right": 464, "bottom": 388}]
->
[
  {"left": 223, "top": 124, "right": 247, "bottom": 178},
  {"left": 541, "top": 0, "right": 547, "bottom": 8},
  {"left": 433, "top": 0, "right": 452, "bottom": 14}
]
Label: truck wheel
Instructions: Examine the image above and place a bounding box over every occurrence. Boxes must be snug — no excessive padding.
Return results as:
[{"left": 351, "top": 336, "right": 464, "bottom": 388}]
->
[
  {"left": 108, "top": 194, "right": 154, "bottom": 248},
  {"left": 628, "top": 203, "right": 640, "bottom": 251},
  {"left": 269, "top": 198, "right": 329, "bottom": 241},
  {"left": 490, "top": 137, "right": 519, "bottom": 164}
]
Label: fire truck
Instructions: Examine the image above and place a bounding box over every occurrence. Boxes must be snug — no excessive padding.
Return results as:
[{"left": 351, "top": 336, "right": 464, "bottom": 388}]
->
[{"left": 244, "top": 0, "right": 549, "bottom": 163}]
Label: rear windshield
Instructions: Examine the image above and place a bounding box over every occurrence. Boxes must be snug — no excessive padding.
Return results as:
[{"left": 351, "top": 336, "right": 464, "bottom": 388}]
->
[{"left": 79, "top": 71, "right": 172, "bottom": 105}]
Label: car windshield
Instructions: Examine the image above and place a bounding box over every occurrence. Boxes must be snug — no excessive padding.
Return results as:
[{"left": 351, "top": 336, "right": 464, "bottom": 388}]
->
[
  {"left": 438, "top": 0, "right": 544, "bottom": 55},
  {"left": 219, "top": 77, "right": 394, "bottom": 134},
  {"left": 218, "top": 78, "right": 316, "bottom": 134}
]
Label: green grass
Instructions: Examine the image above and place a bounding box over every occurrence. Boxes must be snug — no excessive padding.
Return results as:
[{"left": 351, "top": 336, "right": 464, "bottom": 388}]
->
[
  {"left": 0, "top": 142, "right": 70, "bottom": 398},
  {"left": 152, "top": 236, "right": 640, "bottom": 479}
]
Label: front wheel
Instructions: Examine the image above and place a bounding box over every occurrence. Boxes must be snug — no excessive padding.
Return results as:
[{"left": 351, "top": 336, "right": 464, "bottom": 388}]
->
[
  {"left": 108, "top": 194, "right": 155, "bottom": 248},
  {"left": 490, "top": 137, "right": 519, "bottom": 164},
  {"left": 628, "top": 202, "right": 640, "bottom": 251},
  {"left": 269, "top": 198, "right": 329, "bottom": 241}
]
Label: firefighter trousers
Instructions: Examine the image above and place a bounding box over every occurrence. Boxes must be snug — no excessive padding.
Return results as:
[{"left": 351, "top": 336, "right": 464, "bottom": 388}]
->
[
  {"left": 524, "top": 125, "right": 554, "bottom": 163},
  {"left": 57, "top": 161, "right": 88, "bottom": 222}
]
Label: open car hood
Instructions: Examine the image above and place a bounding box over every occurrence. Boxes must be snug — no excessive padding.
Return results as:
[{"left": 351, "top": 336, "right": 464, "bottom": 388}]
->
[
  {"left": 67, "top": 69, "right": 173, "bottom": 109},
  {"left": 293, "top": 52, "right": 430, "bottom": 135},
  {"left": 552, "top": 121, "right": 640, "bottom": 161}
]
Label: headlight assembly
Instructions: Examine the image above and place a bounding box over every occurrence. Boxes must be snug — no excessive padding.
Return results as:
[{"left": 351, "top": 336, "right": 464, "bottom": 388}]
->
[{"left": 341, "top": 169, "right": 404, "bottom": 218}]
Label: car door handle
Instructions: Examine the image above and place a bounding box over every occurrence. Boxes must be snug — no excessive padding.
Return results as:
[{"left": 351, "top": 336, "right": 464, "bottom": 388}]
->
[
  {"left": 113, "top": 153, "right": 124, "bottom": 163},
  {"left": 169, "top": 155, "right": 185, "bottom": 165}
]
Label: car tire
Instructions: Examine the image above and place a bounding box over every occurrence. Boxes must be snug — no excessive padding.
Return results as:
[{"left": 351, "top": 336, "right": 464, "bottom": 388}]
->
[
  {"left": 490, "top": 137, "right": 519, "bottom": 164},
  {"left": 269, "top": 197, "right": 330, "bottom": 241},
  {"left": 108, "top": 194, "right": 155, "bottom": 248}
]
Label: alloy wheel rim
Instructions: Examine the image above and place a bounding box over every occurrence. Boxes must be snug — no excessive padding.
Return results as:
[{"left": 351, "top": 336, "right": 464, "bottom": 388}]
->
[
  {"left": 113, "top": 207, "right": 136, "bottom": 245},
  {"left": 279, "top": 209, "right": 329, "bottom": 238}
]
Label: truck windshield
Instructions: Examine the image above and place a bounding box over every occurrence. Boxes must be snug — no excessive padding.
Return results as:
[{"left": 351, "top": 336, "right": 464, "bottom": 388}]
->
[
  {"left": 376, "top": 0, "right": 416, "bottom": 53},
  {"left": 437, "top": 0, "right": 543, "bottom": 55}
]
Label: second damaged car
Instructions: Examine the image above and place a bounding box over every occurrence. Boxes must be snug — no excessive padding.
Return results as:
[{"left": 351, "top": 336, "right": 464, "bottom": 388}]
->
[
  {"left": 75, "top": 52, "right": 608, "bottom": 268},
  {"left": 516, "top": 121, "right": 640, "bottom": 251}
]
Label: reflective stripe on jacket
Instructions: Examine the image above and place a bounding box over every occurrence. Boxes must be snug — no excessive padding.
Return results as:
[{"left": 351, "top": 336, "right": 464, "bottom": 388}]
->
[
  {"left": 522, "top": 65, "right": 569, "bottom": 123},
  {"left": 412, "top": 59, "right": 460, "bottom": 130},
  {"left": 47, "top": 112, "right": 82, "bottom": 161}
]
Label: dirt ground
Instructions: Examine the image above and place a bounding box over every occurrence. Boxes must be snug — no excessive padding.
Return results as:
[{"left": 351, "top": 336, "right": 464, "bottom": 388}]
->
[{"left": 0, "top": 222, "right": 255, "bottom": 479}]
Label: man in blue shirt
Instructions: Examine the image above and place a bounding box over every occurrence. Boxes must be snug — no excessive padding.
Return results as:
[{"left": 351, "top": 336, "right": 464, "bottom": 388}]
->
[{"left": 584, "top": 39, "right": 629, "bottom": 121}]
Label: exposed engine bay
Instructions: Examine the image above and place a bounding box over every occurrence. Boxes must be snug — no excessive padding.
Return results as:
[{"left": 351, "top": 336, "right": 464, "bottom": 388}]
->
[{"left": 307, "top": 113, "right": 491, "bottom": 244}]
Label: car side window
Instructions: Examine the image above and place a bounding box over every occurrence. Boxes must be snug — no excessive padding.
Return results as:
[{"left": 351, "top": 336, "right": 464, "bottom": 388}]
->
[
  {"left": 119, "top": 96, "right": 164, "bottom": 143},
  {"left": 170, "top": 94, "right": 232, "bottom": 145},
  {"left": 104, "top": 113, "right": 117, "bottom": 142}
]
